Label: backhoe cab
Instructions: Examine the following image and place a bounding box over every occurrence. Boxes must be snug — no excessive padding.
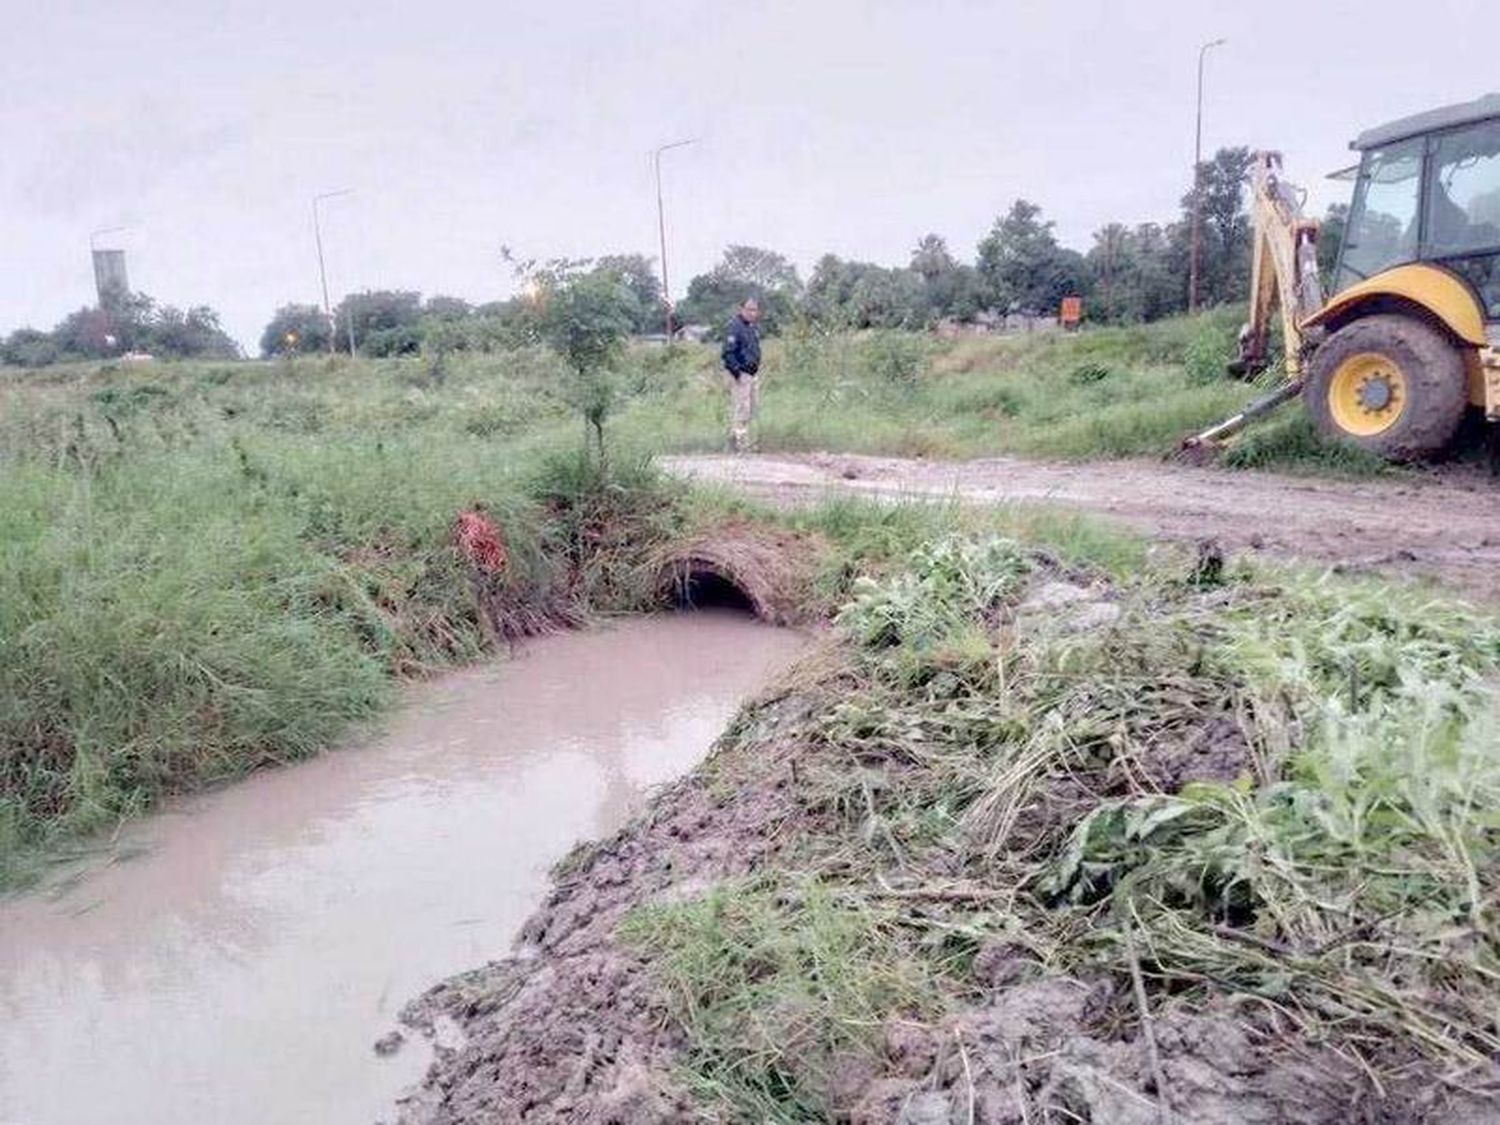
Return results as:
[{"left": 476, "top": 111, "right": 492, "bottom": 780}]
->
[{"left": 1199, "top": 94, "right": 1500, "bottom": 461}]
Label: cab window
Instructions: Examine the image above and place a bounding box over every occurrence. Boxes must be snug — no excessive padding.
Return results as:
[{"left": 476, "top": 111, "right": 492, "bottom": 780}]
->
[
  {"left": 1338, "top": 137, "right": 1424, "bottom": 289},
  {"left": 1425, "top": 119, "right": 1500, "bottom": 259}
]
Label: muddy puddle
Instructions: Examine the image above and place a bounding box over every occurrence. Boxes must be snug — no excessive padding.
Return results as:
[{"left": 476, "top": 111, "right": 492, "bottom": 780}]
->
[{"left": 0, "top": 611, "right": 806, "bottom": 1125}]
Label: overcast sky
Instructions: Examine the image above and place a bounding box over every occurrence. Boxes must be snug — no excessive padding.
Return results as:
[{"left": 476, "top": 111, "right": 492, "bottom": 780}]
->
[{"left": 3, "top": 0, "right": 1496, "bottom": 348}]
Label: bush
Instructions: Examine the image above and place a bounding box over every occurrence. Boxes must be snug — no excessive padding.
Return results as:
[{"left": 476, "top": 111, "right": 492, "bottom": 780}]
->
[
  {"left": 1068, "top": 362, "right": 1111, "bottom": 385},
  {"left": 260, "top": 304, "right": 334, "bottom": 357},
  {"left": 1, "top": 328, "right": 61, "bottom": 368},
  {"left": 857, "top": 331, "right": 933, "bottom": 387},
  {"left": 837, "top": 535, "right": 1031, "bottom": 649},
  {"left": 1184, "top": 321, "right": 1232, "bottom": 384},
  {"left": 537, "top": 270, "right": 637, "bottom": 456}
]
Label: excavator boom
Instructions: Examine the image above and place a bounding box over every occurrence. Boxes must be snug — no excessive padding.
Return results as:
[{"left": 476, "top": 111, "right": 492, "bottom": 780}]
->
[
  {"left": 1230, "top": 151, "right": 1325, "bottom": 378},
  {"left": 1181, "top": 153, "right": 1326, "bottom": 455}
]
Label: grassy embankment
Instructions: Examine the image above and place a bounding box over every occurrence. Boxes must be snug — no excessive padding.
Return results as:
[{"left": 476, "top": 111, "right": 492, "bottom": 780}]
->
[
  {"left": 617, "top": 307, "right": 1396, "bottom": 476},
  {"left": 0, "top": 348, "right": 661, "bottom": 886},
  {"left": 619, "top": 537, "right": 1500, "bottom": 1118},
  {"left": 0, "top": 346, "right": 1138, "bottom": 888}
]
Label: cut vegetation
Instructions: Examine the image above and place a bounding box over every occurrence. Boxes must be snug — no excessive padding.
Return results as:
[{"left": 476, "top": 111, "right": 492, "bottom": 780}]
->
[{"left": 399, "top": 523, "right": 1500, "bottom": 1123}]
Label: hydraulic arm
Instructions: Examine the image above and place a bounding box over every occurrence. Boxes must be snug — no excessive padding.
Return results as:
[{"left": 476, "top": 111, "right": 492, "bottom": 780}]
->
[{"left": 1229, "top": 152, "right": 1326, "bottom": 378}]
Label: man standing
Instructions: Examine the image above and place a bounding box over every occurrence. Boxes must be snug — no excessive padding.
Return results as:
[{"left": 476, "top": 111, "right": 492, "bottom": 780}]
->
[{"left": 721, "top": 297, "right": 762, "bottom": 452}]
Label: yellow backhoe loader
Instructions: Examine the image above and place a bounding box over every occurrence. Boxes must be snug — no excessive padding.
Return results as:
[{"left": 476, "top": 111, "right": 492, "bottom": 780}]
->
[{"left": 1186, "top": 94, "right": 1500, "bottom": 460}]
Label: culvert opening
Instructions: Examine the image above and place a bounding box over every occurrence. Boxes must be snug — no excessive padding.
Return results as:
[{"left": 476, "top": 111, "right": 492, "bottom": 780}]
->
[
  {"left": 652, "top": 527, "right": 824, "bottom": 626},
  {"left": 671, "top": 567, "right": 759, "bottom": 614}
]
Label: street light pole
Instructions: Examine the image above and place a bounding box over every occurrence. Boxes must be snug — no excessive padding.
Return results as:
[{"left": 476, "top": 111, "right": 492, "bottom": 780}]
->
[
  {"left": 313, "top": 189, "right": 354, "bottom": 354},
  {"left": 1189, "top": 37, "right": 1226, "bottom": 313},
  {"left": 652, "top": 138, "right": 697, "bottom": 339}
]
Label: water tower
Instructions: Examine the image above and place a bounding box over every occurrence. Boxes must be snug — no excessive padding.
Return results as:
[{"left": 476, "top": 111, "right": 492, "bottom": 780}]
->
[
  {"left": 92, "top": 247, "right": 129, "bottom": 304},
  {"left": 90, "top": 226, "right": 130, "bottom": 304}
]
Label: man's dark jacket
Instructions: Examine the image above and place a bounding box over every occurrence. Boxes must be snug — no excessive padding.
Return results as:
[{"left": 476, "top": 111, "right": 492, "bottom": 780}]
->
[{"left": 721, "top": 314, "right": 761, "bottom": 377}]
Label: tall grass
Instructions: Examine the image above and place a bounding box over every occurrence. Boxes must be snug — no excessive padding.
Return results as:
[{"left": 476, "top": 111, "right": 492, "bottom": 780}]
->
[
  {"left": 0, "top": 350, "right": 698, "bottom": 886},
  {"left": 612, "top": 308, "right": 1408, "bottom": 475},
  {"left": 0, "top": 321, "right": 1430, "bottom": 886},
  {"left": 0, "top": 339, "right": 1163, "bottom": 887}
]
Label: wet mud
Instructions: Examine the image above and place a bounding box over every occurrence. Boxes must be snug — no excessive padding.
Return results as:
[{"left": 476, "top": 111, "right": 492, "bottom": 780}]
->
[{"left": 397, "top": 575, "right": 1495, "bottom": 1124}]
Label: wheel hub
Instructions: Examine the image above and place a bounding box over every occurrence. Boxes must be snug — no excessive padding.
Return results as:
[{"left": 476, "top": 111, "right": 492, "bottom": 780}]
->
[
  {"left": 1328, "top": 352, "right": 1407, "bottom": 437},
  {"left": 1357, "top": 373, "right": 1394, "bottom": 412}
]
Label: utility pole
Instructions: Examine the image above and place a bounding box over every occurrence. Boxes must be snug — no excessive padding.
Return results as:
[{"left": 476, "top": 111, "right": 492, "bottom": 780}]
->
[
  {"left": 313, "top": 189, "right": 354, "bottom": 354},
  {"left": 1103, "top": 226, "right": 1116, "bottom": 319},
  {"left": 1189, "top": 38, "right": 1226, "bottom": 313},
  {"left": 652, "top": 138, "right": 697, "bottom": 340}
]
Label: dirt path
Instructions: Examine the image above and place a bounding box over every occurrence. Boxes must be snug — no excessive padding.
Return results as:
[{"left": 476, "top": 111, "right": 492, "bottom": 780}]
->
[{"left": 664, "top": 452, "right": 1500, "bottom": 598}]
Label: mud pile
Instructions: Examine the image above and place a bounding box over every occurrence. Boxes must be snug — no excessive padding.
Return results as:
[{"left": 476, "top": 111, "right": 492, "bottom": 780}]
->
[{"left": 394, "top": 757, "right": 803, "bottom": 1121}]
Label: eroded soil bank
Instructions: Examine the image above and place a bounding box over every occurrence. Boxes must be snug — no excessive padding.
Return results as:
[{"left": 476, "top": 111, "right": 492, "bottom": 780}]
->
[
  {"left": 397, "top": 543, "right": 1500, "bottom": 1124},
  {"left": 0, "top": 612, "right": 804, "bottom": 1125}
]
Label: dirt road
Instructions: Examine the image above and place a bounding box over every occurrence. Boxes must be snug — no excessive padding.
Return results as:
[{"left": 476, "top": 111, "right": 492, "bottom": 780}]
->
[{"left": 664, "top": 452, "right": 1500, "bottom": 598}]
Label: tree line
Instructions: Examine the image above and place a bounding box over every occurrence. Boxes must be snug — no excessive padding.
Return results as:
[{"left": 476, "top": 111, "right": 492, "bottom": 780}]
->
[
  {"left": 2, "top": 146, "right": 1351, "bottom": 368},
  {"left": 1, "top": 286, "right": 239, "bottom": 368}
]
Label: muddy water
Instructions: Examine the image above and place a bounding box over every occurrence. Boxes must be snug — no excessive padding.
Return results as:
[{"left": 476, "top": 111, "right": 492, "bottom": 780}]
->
[{"left": 0, "top": 612, "right": 805, "bottom": 1125}]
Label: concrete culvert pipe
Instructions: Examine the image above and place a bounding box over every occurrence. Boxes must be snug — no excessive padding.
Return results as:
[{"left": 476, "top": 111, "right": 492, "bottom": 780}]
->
[
  {"left": 651, "top": 525, "right": 824, "bottom": 626},
  {"left": 662, "top": 559, "right": 765, "bottom": 616}
]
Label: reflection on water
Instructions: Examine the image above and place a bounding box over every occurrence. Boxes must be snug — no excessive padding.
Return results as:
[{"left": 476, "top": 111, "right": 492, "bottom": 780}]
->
[{"left": 0, "top": 611, "right": 805, "bottom": 1125}]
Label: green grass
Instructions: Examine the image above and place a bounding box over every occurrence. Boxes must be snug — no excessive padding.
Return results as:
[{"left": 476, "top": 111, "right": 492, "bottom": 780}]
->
[
  {"left": 621, "top": 880, "right": 949, "bottom": 1119},
  {"left": 9, "top": 337, "right": 1495, "bottom": 1113},
  {"left": 0, "top": 318, "right": 1448, "bottom": 888},
  {"left": 0, "top": 350, "right": 706, "bottom": 886},
  {"left": 0, "top": 342, "right": 1149, "bottom": 888},
  {"left": 613, "top": 307, "right": 1398, "bottom": 475}
]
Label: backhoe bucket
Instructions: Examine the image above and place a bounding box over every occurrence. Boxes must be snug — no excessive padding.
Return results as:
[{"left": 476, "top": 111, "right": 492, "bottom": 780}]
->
[{"left": 1227, "top": 323, "right": 1270, "bottom": 379}]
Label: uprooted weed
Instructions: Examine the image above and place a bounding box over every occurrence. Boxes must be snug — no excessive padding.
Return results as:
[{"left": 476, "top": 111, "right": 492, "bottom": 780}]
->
[{"left": 624, "top": 538, "right": 1500, "bottom": 1118}]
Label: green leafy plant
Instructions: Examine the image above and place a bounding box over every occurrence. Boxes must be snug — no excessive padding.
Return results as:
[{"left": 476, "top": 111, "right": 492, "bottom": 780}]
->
[{"left": 535, "top": 269, "right": 636, "bottom": 460}]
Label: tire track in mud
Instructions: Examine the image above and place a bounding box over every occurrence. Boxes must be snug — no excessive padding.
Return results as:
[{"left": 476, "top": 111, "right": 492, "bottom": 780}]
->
[{"left": 664, "top": 452, "right": 1500, "bottom": 600}]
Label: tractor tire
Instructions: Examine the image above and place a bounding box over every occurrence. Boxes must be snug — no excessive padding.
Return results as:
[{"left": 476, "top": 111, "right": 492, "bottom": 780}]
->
[{"left": 1305, "top": 314, "right": 1468, "bottom": 460}]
